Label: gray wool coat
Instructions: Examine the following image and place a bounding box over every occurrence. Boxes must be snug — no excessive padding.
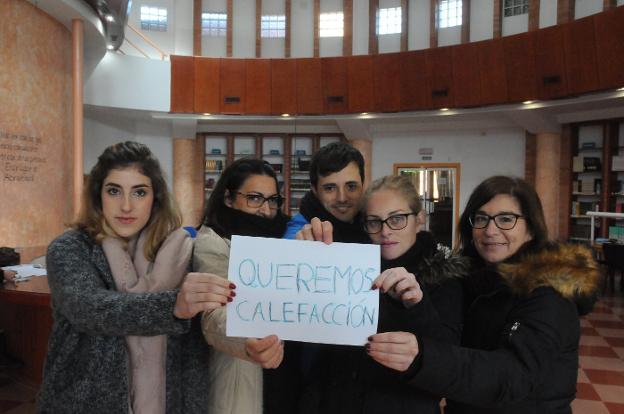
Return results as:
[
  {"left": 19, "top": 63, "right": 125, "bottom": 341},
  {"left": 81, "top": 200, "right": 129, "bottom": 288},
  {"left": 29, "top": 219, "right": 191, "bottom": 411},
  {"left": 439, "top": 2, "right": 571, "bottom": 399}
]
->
[{"left": 37, "top": 229, "right": 211, "bottom": 414}]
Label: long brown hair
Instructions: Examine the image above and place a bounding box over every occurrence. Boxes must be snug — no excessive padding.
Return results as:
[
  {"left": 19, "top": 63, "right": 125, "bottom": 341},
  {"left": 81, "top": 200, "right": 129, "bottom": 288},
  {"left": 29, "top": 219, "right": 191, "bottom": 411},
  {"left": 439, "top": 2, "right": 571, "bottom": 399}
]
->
[{"left": 75, "top": 141, "right": 181, "bottom": 261}]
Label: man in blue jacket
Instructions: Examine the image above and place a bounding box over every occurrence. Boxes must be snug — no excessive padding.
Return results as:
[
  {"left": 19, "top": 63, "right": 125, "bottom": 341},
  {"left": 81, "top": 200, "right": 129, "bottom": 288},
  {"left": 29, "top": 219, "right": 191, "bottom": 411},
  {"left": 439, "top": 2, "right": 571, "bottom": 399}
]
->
[{"left": 283, "top": 141, "right": 369, "bottom": 244}]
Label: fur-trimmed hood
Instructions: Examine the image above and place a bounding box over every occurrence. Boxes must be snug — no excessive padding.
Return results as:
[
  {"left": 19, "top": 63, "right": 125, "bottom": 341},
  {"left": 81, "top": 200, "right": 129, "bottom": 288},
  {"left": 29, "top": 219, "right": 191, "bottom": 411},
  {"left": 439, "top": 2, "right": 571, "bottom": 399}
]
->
[
  {"left": 497, "top": 243, "right": 600, "bottom": 313},
  {"left": 417, "top": 244, "right": 471, "bottom": 285}
]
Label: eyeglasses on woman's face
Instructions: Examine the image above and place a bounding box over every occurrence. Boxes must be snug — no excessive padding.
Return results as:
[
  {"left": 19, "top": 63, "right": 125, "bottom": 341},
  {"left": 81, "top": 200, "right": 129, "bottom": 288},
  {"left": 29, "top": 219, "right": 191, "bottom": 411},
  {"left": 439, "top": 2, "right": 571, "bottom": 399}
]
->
[
  {"left": 236, "top": 192, "right": 283, "bottom": 209},
  {"left": 363, "top": 212, "right": 417, "bottom": 234},
  {"left": 469, "top": 213, "right": 524, "bottom": 230}
]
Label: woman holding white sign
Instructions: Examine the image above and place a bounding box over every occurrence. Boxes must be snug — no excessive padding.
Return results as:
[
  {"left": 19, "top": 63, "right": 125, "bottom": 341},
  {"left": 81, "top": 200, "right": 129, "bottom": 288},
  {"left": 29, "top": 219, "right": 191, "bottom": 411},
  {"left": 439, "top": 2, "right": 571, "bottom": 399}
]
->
[
  {"left": 366, "top": 176, "right": 600, "bottom": 413},
  {"left": 297, "top": 175, "right": 468, "bottom": 414},
  {"left": 194, "top": 158, "right": 295, "bottom": 414},
  {"left": 38, "top": 142, "right": 232, "bottom": 413}
]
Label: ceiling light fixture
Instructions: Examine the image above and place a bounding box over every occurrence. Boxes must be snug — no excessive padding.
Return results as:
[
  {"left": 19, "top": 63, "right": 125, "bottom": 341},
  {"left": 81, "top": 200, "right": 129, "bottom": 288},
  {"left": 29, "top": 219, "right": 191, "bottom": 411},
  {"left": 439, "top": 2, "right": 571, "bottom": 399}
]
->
[
  {"left": 105, "top": 14, "right": 115, "bottom": 22},
  {"left": 281, "top": 113, "right": 290, "bottom": 117},
  {"left": 106, "top": 44, "right": 115, "bottom": 50},
  {"left": 523, "top": 100, "right": 535, "bottom": 105},
  {"left": 440, "top": 108, "right": 449, "bottom": 112}
]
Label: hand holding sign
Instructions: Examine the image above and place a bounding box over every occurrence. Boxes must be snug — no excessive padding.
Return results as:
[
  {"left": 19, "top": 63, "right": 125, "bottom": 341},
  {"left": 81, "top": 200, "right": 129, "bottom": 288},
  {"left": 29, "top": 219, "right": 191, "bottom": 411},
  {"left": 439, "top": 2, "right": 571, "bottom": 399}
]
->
[
  {"left": 372, "top": 267, "right": 423, "bottom": 308},
  {"left": 226, "top": 236, "right": 380, "bottom": 346},
  {"left": 245, "top": 335, "right": 284, "bottom": 368},
  {"left": 296, "top": 217, "right": 333, "bottom": 244}
]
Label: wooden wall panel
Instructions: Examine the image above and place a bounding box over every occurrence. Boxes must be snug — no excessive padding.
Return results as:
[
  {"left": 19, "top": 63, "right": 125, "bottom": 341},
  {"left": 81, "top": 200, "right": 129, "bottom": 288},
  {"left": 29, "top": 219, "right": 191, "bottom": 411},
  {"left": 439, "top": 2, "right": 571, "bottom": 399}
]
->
[
  {"left": 594, "top": 6, "right": 624, "bottom": 89},
  {"left": 477, "top": 39, "right": 508, "bottom": 105},
  {"left": 296, "top": 58, "right": 323, "bottom": 114},
  {"left": 170, "top": 55, "right": 195, "bottom": 113},
  {"left": 220, "top": 59, "right": 246, "bottom": 114},
  {"left": 534, "top": 25, "right": 568, "bottom": 100},
  {"left": 427, "top": 47, "right": 454, "bottom": 109},
  {"left": 503, "top": 32, "right": 537, "bottom": 102},
  {"left": 563, "top": 16, "right": 598, "bottom": 95},
  {"left": 322, "top": 57, "right": 349, "bottom": 113},
  {"left": 400, "top": 50, "right": 431, "bottom": 111},
  {"left": 271, "top": 59, "right": 297, "bottom": 115},
  {"left": 452, "top": 42, "right": 481, "bottom": 108},
  {"left": 245, "top": 59, "right": 271, "bottom": 114},
  {"left": 348, "top": 55, "right": 375, "bottom": 113},
  {"left": 374, "top": 53, "right": 402, "bottom": 112},
  {"left": 194, "top": 57, "right": 220, "bottom": 113}
]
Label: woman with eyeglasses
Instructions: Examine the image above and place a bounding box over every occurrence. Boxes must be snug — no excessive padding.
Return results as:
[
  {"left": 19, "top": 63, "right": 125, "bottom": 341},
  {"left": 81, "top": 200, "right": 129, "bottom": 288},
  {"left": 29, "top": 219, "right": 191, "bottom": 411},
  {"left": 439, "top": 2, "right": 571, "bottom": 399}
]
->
[
  {"left": 193, "top": 158, "right": 292, "bottom": 414},
  {"left": 365, "top": 175, "right": 600, "bottom": 414},
  {"left": 304, "top": 175, "right": 468, "bottom": 414}
]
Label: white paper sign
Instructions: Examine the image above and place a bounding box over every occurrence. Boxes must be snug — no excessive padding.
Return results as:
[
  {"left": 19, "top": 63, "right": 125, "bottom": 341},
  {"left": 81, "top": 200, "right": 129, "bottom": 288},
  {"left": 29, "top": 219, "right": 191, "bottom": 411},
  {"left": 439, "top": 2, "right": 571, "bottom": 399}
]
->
[{"left": 226, "top": 236, "right": 380, "bottom": 346}]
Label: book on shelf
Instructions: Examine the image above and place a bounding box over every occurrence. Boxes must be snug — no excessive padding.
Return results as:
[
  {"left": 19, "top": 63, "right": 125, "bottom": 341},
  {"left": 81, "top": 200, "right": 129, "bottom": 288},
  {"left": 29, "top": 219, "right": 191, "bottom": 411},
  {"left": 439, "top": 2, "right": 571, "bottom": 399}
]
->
[
  {"left": 571, "top": 200, "right": 600, "bottom": 216},
  {"left": 609, "top": 226, "right": 624, "bottom": 243},
  {"left": 581, "top": 142, "right": 597, "bottom": 149},
  {"left": 583, "top": 157, "right": 601, "bottom": 172},
  {"left": 205, "top": 159, "right": 224, "bottom": 171},
  {"left": 572, "top": 156, "right": 584, "bottom": 173}
]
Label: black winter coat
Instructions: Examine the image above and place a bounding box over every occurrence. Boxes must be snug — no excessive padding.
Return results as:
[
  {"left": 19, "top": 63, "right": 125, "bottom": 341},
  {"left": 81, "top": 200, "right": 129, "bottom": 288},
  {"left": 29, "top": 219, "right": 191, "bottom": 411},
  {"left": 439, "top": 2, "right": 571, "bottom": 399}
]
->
[
  {"left": 317, "top": 232, "right": 468, "bottom": 414},
  {"left": 405, "top": 243, "right": 600, "bottom": 414}
]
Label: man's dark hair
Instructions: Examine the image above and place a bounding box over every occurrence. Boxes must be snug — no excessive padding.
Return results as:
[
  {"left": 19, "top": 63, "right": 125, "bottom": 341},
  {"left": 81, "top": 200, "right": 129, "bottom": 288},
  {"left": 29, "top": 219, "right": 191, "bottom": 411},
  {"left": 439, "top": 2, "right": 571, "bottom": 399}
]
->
[{"left": 309, "top": 142, "right": 365, "bottom": 188}]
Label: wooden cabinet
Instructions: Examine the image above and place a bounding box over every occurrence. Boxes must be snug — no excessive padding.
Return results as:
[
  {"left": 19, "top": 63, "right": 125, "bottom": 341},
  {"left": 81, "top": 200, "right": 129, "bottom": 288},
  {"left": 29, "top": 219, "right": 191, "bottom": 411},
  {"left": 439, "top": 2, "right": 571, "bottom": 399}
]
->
[
  {"left": 503, "top": 32, "right": 537, "bottom": 103},
  {"left": 271, "top": 59, "right": 297, "bottom": 115},
  {"left": 347, "top": 55, "right": 375, "bottom": 113},
  {"left": 322, "top": 57, "right": 349, "bottom": 114},
  {"left": 220, "top": 59, "right": 246, "bottom": 114},
  {"left": 427, "top": 47, "right": 454, "bottom": 109},
  {"left": 594, "top": 6, "right": 624, "bottom": 90},
  {"left": 400, "top": 50, "right": 431, "bottom": 111},
  {"left": 477, "top": 39, "right": 508, "bottom": 105},
  {"left": 170, "top": 56, "right": 195, "bottom": 113},
  {"left": 194, "top": 57, "right": 220, "bottom": 114},
  {"left": 452, "top": 43, "right": 481, "bottom": 108},
  {"left": 296, "top": 58, "right": 323, "bottom": 115},
  {"left": 534, "top": 25, "right": 568, "bottom": 100},
  {"left": 563, "top": 16, "right": 599, "bottom": 95},
  {"left": 374, "top": 53, "right": 402, "bottom": 112},
  {"left": 245, "top": 59, "right": 271, "bottom": 114}
]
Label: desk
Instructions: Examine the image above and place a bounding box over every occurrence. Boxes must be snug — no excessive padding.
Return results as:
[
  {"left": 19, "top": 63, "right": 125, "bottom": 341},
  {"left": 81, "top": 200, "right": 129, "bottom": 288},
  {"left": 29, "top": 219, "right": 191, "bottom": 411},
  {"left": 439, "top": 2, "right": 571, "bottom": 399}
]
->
[{"left": 0, "top": 277, "right": 52, "bottom": 384}]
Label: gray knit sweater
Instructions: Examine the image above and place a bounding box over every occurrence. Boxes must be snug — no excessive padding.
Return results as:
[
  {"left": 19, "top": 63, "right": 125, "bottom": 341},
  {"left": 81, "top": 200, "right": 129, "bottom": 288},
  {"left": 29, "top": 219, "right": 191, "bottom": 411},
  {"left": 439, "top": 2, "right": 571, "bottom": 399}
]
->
[{"left": 37, "top": 229, "right": 210, "bottom": 414}]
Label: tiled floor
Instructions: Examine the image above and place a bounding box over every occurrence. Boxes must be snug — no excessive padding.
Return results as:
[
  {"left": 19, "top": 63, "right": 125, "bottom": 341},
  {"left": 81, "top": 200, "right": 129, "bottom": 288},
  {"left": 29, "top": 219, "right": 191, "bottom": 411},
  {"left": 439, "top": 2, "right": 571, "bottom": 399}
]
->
[
  {"left": 574, "top": 293, "right": 624, "bottom": 414},
  {"left": 0, "top": 294, "right": 622, "bottom": 413}
]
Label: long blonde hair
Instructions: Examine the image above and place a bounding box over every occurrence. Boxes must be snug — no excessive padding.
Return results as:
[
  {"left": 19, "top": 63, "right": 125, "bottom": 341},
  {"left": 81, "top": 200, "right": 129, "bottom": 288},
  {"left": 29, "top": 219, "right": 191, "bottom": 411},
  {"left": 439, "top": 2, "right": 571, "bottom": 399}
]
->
[{"left": 75, "top": 141, "right": 181, "bottom": 261}]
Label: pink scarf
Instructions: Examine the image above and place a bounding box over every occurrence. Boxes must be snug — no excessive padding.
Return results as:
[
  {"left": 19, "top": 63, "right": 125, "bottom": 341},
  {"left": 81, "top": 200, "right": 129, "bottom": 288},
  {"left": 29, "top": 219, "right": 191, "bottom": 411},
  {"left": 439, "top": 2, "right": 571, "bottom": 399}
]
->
[{"left": 102, "top": 228, "right": 192, "bottom": 414}]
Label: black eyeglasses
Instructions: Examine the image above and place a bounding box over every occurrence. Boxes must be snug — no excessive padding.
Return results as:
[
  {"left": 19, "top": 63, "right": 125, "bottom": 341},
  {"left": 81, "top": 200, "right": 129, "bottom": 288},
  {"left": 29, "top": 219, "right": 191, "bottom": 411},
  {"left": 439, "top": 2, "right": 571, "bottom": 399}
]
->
[
  {"left": 236, "top": 192, "right": 283, "bottom": 209},
  {"left": 469, "top": 213, "right": 524, "bottom": 230},
  {"left": 363, "top": 213, "right": 417, "bottom": 234}
]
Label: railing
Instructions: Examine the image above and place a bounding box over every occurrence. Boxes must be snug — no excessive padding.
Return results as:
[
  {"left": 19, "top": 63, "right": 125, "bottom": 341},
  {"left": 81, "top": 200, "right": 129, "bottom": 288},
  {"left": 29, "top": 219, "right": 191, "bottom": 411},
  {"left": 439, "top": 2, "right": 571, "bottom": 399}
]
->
[
  {"left": 121, "top": 23, "right": 168, "bottom": 60},
  {"left": 586, "top": 211, "right": 624, "bottom": 243}
]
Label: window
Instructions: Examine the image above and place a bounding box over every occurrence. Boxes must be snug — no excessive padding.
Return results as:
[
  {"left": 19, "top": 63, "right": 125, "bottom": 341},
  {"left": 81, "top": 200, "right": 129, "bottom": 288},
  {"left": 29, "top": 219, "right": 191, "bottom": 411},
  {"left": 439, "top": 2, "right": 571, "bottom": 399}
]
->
[
  {"left": 377, "top": 7, "right": 402, "bottom": 35},
  {"left": 319, "top": 12, "right": 344, "bottom": 38},
  {"left": 201, "top": 12, "right": 227, "bottom": 36},
  {"left": 140, "top": 6, "right": 167, "bottom": 32},
  {"left": 261, "top": 15, "right": 286, "bottom": 38},
  {"left": 438, "top": 0, "right": 462, "bottom": 29},
  {"left": 503, "top": 0, "right": 529, "bottom": 17}
]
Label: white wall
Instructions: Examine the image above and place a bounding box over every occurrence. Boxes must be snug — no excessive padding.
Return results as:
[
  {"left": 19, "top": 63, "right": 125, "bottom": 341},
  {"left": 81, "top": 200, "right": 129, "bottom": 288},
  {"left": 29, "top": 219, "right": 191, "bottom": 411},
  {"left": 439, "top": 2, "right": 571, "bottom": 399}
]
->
[
  {"left": 502, "top": 13, "right": 528, "bottom": 37},
  {"left": 470, "top": 0, "right": 493, "bottom": 42},
  {"left": 575, "top": 0, "right": 604, "bottom": 19},
  {"left": 352, "top": 0, "right": 370, "bottom": 54},
  {"left": 409, "top": 0, "right": 430, "bottom": 50},
  {"left": 291, "top": 0, "right": 314, "bottom": 57},
  {"left": 201, "top": 0, "right": 227, "bottom": 57},
  {"left": 173, "top": 0, "right": 193, "bottom": 55},
  {"left": 84, "top": 116, "right": 174, "bottom": 188},
  {"left": 84, "top": 53, "right": 170, "bottom": 112},
  {"left": 232, "top": 0, "right": 255, "bottom": 57},
  {"left": 438, "top": 26, "right": 461, "bottom": 46},
  {"left": 319, "top": 0, "right": 343, "bottom": 57},
  {"left": 539, "top": 0, "right": 557, "bottom": 28},
  {"left": 370, "top": 128, "right": 526, "bottom": 211},
  {"left": 261, "top": 0, "right": 286, "bottom": 57}
]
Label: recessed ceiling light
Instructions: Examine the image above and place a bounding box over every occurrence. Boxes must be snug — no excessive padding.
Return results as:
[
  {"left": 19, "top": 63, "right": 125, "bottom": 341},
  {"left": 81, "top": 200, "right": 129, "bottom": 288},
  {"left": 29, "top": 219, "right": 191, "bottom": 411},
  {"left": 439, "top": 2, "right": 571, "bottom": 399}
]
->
[
  {"left": 106, "top": 45, "right": 115, "bottom": 50},
  {"left": 618, "top": 87, "right": 624, "bottom": 92},
  {"left": 202, "top": 113, "right": 211, "bottom": 116},
  {"left": 105, "top": 15, "right": 114, "bottom": 22},
  {"left": 361, "top": 112, "right": 368, "bottom": 115},
  {"left": 440, "top": 108, "right": 449, "bottom": 112},
  {"left": 281, "top": 113, "right": 290, "bottom": 117},
  {"left": 523, "top": 100, "right": 535, "bottom": 105}
]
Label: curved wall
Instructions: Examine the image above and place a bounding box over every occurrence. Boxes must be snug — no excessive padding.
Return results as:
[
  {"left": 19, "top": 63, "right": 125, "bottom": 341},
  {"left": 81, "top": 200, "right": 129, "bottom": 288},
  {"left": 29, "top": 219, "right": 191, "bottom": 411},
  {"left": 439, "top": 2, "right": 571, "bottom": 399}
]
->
[
  {"left": 171, "top": 7, "right": 624, "bottom": 116},
  {"left": 0, "top": 0, "right": 72, "bottom": 261}
]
